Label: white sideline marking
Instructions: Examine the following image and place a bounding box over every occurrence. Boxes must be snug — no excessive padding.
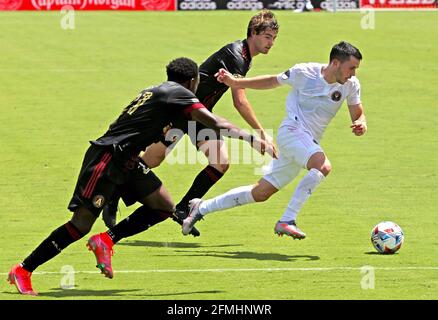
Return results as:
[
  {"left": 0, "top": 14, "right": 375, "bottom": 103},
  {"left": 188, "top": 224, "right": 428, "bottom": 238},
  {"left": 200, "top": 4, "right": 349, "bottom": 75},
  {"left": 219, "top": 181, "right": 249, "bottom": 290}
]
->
[{"left": 1, "top": 266, "right": 438, "bottom": 276}]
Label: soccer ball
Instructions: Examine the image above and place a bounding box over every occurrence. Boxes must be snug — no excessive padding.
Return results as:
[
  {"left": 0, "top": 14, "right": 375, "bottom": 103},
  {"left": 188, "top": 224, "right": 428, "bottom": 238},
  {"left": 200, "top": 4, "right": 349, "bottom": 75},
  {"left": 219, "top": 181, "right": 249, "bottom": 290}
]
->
[{"left": 370, "top": 221, "right": 404, "bottom": 254}]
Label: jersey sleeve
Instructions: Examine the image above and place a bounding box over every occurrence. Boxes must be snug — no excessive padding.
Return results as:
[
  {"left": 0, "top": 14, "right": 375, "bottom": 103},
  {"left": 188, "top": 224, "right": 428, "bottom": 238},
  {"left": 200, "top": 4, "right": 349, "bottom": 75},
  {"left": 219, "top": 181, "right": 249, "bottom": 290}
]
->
[
  {"left": 276, "top": 65, "right": 299, "bottom": 87},
  {"left": 224, "top": 54, "right": 249, "bottom": 77},
  {"left": 182, "top": 102, "right": 206, "bottom": 118},
  {"left": 221, "top": 42, "right": 251, "bottom": 77},
  {"left": 167, "top": 86, "right": 206, "bottom": 118},
  {"left": 347, "top": 78, "right": 362, "bottom": 106}
]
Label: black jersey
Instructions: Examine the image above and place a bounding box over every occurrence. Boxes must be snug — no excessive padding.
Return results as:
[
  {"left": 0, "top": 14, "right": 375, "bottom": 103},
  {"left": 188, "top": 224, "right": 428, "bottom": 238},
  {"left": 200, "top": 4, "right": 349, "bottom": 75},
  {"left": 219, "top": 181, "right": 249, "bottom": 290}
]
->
[
  {"left": 92, "top": 81, "right": 205, "bottom": 162},
  {"left": 197, "top": 39, "right": 252, "bottom": 110}
]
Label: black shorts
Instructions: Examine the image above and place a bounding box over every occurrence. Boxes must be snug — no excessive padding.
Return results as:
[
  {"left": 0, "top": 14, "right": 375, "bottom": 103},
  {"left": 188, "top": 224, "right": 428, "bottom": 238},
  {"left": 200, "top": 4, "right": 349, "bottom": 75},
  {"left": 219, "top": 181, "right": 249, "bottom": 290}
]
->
[
  {"left": 159, "top": 118, "right": 223, "bottom": 150},
  {"left": 68, "top": 145, "right": 162, "bottom": 216}
]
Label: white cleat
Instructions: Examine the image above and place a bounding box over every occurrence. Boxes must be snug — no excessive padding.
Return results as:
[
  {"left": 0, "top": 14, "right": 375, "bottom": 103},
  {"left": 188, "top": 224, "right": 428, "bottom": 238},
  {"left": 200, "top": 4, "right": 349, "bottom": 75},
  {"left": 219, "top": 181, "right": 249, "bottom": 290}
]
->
[{"left": 182, "top": 199, "right": 204, "bottom": 236}]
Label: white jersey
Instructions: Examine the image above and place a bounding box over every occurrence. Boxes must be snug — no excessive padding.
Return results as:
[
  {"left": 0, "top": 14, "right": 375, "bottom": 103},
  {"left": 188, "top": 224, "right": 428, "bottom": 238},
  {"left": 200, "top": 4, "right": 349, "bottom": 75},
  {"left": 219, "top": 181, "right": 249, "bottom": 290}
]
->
[{"left": 276, "top": 62, "right": 361, "bottom": 142}]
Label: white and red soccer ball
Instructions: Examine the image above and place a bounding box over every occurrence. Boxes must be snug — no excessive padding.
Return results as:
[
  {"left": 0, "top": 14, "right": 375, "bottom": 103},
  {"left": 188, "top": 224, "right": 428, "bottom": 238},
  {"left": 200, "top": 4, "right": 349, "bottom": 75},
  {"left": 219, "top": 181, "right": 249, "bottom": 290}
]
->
[{"left": 371, "top": 221, "right": 404, "bottom": 254}]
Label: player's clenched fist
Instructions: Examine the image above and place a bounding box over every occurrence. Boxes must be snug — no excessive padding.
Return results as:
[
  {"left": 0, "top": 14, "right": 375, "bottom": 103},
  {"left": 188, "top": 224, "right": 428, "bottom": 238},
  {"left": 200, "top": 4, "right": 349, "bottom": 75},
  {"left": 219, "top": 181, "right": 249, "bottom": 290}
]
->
[
  {"left": 215, "top": 68, "right": 236, "bottom": 87},
  {"left": 251, "top": 136, "right": 278, "bottom": 159},
  {"left": 350, "top": 120, "right": 367, "bottom": 136}
]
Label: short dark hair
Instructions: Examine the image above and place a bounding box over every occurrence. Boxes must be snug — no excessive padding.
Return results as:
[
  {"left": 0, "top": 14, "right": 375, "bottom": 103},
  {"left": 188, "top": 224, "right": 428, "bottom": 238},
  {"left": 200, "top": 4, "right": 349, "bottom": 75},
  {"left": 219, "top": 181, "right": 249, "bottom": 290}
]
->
[
  {"left": 247, "top": 9, "right": 279, "bottom": 38},
  {"left": 166, "top": 57, "right": 198, "bottom": 83},
  {"left": 330, "top": 41, "right": 362, "bottom": 63}
]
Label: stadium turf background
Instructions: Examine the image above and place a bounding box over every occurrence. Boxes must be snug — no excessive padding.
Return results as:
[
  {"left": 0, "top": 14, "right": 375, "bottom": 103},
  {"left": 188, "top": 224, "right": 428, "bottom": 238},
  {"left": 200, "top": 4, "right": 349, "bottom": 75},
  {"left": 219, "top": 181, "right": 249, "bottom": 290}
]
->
[{"left": 0, "top": 10, "right": 437, "bottom": 300}]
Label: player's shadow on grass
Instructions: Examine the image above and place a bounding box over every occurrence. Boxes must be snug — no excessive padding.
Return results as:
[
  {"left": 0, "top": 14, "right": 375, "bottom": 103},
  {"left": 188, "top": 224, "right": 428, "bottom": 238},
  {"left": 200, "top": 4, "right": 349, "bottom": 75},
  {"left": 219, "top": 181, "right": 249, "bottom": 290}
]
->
[
  {"left": 118, "top": 240, "right": 242, "bottom": 249},
  {"left": 34, "top": 288, "right": 224, "bottom": 298},
  {"left": 134, "top": 290, "right": 224, "bottom": 297},
  {"left": 38, "top": 287, "right": 143, "bottom": 298},
  {"left": 160, "top": 250, "right": 320, "bottom": 262}
]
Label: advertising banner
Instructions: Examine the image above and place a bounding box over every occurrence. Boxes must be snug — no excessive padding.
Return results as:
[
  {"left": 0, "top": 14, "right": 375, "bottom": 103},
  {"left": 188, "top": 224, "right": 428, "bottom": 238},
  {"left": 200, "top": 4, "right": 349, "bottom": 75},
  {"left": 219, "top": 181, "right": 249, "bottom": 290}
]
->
[
  {"left": 177, "top": 0, "right": 361, "bottom": 11},
  {"left": 360, "top": 0, "right": 436, "bottom": 8},
  {"left": 0, "top": 0, "right": 176, "bottom": 10},
  {"left": 0, "top": 0, "right": 435, "bottom": 12}
]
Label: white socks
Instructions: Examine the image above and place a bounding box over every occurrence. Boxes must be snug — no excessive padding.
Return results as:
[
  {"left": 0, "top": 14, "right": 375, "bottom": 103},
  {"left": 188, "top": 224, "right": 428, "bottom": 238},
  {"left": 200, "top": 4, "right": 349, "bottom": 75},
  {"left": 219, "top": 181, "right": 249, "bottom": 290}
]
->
[
  {"left": 198, "top": 185, "right": 255, "bottom": 216},
  {"left": 197, "top": 168, "right": 325, "bottom": 221},
  {"left": 280, "top": 168, "right": 325, "bottom": 222}
]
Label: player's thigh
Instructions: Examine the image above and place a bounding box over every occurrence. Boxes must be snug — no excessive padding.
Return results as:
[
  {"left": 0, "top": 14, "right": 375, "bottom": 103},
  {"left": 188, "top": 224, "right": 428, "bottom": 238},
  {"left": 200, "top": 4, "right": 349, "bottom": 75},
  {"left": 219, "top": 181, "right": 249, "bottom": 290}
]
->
[
  {"left": 121, "top": 166, "right": 173, "bottom": 211},
  {"left": 277, "top": 125, "right": 323, "bottom": 169},
  {"left": 193, "top": 122, "right": 229, "bottom": 165},
  {"left": 141, "top": 134, "right": 184, "bottom": 168},
  {"left": 197, "top": 139, "right": 229, "bottom": 166},
  {"left": 68, "top": 145, "right": 118, "bottom": 219},
  {"left": 262, "top": 153, "right": 302, "bottom": 190},
  {"left": 138, "top": 184, "right": 175, "bottom": 212}
]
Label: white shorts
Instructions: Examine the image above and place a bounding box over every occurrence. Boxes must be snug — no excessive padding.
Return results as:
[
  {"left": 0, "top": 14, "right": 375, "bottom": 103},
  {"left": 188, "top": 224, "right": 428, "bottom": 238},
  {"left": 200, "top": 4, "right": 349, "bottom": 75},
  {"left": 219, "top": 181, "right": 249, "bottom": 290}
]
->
[{"left": 263, "top": 123, "right": 323, "bottom": 190}]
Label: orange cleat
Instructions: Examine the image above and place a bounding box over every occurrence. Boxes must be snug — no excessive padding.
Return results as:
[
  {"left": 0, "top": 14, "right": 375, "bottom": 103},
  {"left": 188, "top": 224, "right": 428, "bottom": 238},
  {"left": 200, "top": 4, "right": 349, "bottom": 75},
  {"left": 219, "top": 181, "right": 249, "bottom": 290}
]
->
[
  {"left": 7, "top": 264, "right": 38, "bottom": 296},
  {"left": 86, "top": 233, "right": 114, "bottom": 279}
]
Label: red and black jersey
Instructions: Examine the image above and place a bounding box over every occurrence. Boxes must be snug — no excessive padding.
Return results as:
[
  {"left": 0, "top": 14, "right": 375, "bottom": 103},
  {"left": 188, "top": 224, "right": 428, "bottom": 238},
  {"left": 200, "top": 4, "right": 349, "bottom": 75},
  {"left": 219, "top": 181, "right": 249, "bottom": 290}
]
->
[
  {"left": 92, "top": 81, "right": 204, "bottom": 160},
  {"left": 197, "top": 39, "right": 252, "bottom": 110}
]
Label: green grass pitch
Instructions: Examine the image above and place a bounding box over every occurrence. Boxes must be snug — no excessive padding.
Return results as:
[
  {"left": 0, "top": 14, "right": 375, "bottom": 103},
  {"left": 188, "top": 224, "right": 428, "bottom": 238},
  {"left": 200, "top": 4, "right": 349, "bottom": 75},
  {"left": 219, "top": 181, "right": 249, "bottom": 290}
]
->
[{"left": 0, "top": 10, "right": 437, "bottom": 300}]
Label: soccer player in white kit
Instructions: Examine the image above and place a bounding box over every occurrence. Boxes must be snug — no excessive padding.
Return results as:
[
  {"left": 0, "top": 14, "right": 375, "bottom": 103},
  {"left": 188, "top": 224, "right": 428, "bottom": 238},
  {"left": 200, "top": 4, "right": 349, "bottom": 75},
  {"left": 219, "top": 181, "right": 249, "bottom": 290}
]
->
[{"left": 182, "top": 41, "right": 367, "bottom": 239}]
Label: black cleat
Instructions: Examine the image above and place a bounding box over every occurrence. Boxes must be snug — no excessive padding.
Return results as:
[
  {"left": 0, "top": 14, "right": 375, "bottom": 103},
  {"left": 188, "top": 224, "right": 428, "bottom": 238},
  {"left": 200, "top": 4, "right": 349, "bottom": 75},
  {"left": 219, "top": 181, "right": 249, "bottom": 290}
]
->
[{"left": 172, "top": 209, "right": 200, "bottom": 237}]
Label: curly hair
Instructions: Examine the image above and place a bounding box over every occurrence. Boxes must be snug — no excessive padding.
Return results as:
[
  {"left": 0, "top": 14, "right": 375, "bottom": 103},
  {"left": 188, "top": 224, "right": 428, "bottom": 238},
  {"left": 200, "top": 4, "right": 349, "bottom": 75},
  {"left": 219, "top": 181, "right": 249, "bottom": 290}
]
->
[
  {"left": 247, "top": 10, "right": 279, "bottom": 38},
  {"left": 166, "top": 57, "right": 199, "bottom": 83}
]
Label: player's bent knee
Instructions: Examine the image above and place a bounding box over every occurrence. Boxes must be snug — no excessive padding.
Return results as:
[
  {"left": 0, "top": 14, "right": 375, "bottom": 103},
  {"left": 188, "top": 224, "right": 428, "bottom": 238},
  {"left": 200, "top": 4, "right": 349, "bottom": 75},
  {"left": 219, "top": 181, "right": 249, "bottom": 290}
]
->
[
  {"left": 71, "top": 207, "right": 96, "bottom": 234},
  {"left": 216, "top": 162, "right": 230, "bottom": 173},
  {"left": 252, "top": 190, "right": 273, "bottom": 202},
  {"left": 160, "top": 202, "right": 175, "bottom": 213},
  {"left": 70, "top": 219, "right": 93, "bottom": 235},
  {"left": 209, "top": 161, "right": 230, "bottom": 174},
  {"left": 145, "top": 155, "right": 165, "bottom": 169}
]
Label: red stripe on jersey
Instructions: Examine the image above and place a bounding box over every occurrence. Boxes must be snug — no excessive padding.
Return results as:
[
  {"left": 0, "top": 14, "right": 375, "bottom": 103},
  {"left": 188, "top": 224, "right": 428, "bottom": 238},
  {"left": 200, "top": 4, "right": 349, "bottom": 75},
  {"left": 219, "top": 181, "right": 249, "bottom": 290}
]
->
[
  {"left": 82, "top": 152, "right": 112, "bottom": 199},
  {"left": 183, "top": 103, "right": 206, "bottom": 118}
]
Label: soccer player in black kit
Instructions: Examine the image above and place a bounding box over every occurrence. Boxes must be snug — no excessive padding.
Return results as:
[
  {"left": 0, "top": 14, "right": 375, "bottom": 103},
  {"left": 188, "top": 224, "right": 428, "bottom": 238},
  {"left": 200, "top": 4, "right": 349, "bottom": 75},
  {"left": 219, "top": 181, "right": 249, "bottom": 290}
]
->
[
  {"left": 102, "top": 10, "right": 280, "bottom": 234},
  {"left": 7, "top": 58, "right": 275, "bottom": 295}
]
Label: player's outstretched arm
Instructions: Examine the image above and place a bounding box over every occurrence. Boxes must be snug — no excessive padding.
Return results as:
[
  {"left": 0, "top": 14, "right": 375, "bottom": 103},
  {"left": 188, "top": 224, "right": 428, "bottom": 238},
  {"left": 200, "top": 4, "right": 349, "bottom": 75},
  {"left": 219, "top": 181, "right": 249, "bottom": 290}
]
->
[
  {"left": 231, "top": 87, "right": 278, "bottom": 157},
  {"left": 348, "top": 103, "right": 367, "bottom": 136},
  {"left": 190, "top": 107, "right": 278, "bottom": 159},
  {"left": 215, "top": 68, "right": 280, "bottom": 90}
]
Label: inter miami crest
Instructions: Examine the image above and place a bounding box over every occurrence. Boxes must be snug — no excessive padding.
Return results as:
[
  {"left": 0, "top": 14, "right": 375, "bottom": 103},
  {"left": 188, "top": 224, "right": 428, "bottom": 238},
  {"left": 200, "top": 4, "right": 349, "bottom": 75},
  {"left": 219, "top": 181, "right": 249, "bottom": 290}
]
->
[{"left": 331, "top": 90, "right": 342, "bottom": 102}]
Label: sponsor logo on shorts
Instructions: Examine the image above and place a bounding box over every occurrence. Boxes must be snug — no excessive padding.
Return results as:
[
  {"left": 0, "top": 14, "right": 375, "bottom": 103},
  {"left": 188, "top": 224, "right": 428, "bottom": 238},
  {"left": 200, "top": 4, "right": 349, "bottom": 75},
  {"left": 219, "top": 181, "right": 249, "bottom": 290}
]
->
[
  {"left": 92, "top": 195, "right": 105, "bottom": 208},
  {"left": 331, "top": 90, "right": 342, "bottom": 101}
]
